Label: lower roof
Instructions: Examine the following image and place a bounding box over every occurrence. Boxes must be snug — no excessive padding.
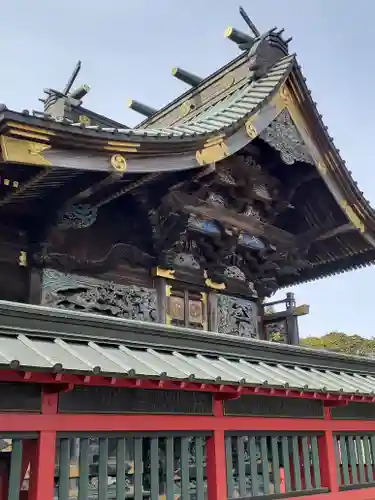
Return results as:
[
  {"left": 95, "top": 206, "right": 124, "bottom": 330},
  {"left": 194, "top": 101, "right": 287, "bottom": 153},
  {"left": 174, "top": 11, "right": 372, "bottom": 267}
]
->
[
  {"left": 1, "top": 300, "right": 375, "bottom": 399},
  {"left": 2, "top": 331, "right": 375, "bottom": 398}
]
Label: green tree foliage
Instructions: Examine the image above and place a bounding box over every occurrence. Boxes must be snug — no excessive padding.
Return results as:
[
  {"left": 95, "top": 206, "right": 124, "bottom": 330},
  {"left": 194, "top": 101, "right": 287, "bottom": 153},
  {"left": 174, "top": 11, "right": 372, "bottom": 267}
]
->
[{"left": 300, "top": 331, "right": 375, "bottom": 357}]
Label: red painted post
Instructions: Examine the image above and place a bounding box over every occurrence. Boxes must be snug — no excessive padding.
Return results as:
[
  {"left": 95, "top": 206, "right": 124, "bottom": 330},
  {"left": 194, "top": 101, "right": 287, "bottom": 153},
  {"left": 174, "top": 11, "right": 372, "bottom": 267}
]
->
[
  {"left": 206, "top": 399, "right": 227, "bottom": 500},
  {"left": 318, "top": 409, "right": 339, "bottom": 494},
  {"left": 318, "top": 407, "right": 339, "bottom": 493},
  {"left": 28, "top": 390, "right": 58, "bottom": 500},
  {"left": 28, "top": 432, "right": 56, "bottom": 500}
]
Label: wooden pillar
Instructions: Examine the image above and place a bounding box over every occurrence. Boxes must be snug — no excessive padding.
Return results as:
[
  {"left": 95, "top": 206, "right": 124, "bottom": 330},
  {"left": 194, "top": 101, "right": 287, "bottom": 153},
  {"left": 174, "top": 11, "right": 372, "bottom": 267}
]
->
[
  {"left": 208, "top": 291, "right": 218, "bottom": 332},
  {"left": 0, "top": 457, "right": 9, "bottom": 500},
  {"left": 28, "top": 432, "right": 56, "bottom": 500},
  {"left": 28, "top": 268, "right": 43, "bottom": 305},
  {"left": 155, "top": 277, "right": 168, "bottom": 324},
  {"left": 318, "top": 407, "right": 339, "bottom": 493},
  {"left": 28, "top": 390, "right": 58, "bottom": 500},
  {"left": 206, "top": 399, "right": 226, "bottom": 500},
  {"left": 285, "top": 292, "right": 299, "bottom": 345}
]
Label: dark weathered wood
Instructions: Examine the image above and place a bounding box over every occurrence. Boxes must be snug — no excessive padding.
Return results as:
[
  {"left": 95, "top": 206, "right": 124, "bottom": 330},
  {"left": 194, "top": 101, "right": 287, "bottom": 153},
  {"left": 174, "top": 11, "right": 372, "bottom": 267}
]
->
[
  {"left": 0, "top": 383, "right": 41, "bottom": 412},
  {"left": 155, "top": 277, "right": 168, "bottom": 324},
  {"left": 224, "top": 395, "right": 323, "bottom": 418},
  {"left": 172, "top": 68, "right": 203, "bottom": 86},
  {"left": 208, "top": 291, "right": 218, "bottom": 332},
  {"left": 332, "top": 402, "right": 375, "bottom": 420},
  {"left": 167, "top": 191, "right": 296, "bottom": 246},
  {"left": 28, "top": 268, "right": 42, "bottom": 305},
  {"left": 58, "top": 386, "right": 213, "bottom": 414}
]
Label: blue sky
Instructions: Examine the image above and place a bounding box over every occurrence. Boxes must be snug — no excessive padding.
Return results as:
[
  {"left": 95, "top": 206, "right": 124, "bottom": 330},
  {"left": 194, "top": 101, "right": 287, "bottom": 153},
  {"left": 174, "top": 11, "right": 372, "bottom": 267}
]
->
[{"left": 2, "top": 1, "right": 375, "bottom": 338}]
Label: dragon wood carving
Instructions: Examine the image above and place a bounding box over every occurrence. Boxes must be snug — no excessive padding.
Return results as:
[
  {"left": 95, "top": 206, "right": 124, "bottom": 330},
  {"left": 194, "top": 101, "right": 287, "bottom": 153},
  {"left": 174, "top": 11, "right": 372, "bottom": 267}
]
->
[{"left": 42, "top": 269, "right": 158, "bottom": 322}]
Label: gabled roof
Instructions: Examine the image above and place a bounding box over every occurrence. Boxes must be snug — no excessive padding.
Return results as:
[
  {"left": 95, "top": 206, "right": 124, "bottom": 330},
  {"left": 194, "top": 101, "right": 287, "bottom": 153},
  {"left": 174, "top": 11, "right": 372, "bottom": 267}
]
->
[
  {"left": 0, "top": 55, "right": 293, "bottom": 159},
  {"left": 0, "top": 16, "right": 374, "bottom": 286}
]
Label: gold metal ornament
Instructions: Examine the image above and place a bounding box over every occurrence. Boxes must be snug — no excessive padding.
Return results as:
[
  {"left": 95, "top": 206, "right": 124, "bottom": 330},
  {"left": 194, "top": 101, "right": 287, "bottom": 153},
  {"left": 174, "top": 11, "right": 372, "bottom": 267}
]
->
[
  {"left": 196, "top": 136, "right": 229, "bottom": 166},
  {"left": 18, "top": 251, "right": 27, "bottom": 267},
  {"left": 340, "top": 201, "right": 365, "bottom": 233},
  {"left": 245, "top": 119, "right": 257, "bottom": 140},
  {"left": 203, "top": 270, "right": 226, "bottom": 290},
  {"left": 279, "top": 85, "right": 292, "bottom": 105},
  {"left": 317, "top": 161, "right": 327, "bottom": 175},
  {"left": 221, "top": 74, "right": 235, "bottom": 91},
  {"left": 179, "top": 101, "right": 193, "bottom": 118},
  {"left": 79, "top": 115, "right": 91, "bottom": 126},
  {"left": 153, "top": 267, "right": 176, "bottom": 280},
  {"left": 110, "top": 154, "right": 127, "bottom": 173},
  {"left": 0, "top": 136, "right": 52, "bottom": 166}
]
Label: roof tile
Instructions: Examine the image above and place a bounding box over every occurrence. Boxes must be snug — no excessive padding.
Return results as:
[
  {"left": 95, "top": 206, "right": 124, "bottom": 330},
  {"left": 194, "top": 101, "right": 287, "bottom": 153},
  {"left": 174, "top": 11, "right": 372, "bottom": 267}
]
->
[{"left": 1, "top": 331, "right": 374, "bottom": 397}]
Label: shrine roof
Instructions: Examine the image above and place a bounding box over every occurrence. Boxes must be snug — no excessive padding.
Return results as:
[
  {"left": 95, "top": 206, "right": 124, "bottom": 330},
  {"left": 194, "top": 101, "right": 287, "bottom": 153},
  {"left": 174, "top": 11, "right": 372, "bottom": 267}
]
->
[
  {"left": 0, "top": 55, "right": 293, "bottom": 149},
  {"left": 0, "top": 11, "right": 375, "bottom": 288},
  {"left": 2, "top": 300, "right": 375, "bottom": 400}
]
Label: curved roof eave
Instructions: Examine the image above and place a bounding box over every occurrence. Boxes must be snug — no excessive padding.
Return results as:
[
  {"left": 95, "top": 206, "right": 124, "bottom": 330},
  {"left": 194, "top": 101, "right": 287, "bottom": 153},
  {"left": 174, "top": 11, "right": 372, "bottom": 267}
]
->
[
  {"left": 289, "top": 63, "right": 375, "bottom": 248},
  {"left": 0, "top": 56, "right": 294, "bottom": 174},
  {"left": 237, "top": 59, "right": 375, "bottom": 252}
]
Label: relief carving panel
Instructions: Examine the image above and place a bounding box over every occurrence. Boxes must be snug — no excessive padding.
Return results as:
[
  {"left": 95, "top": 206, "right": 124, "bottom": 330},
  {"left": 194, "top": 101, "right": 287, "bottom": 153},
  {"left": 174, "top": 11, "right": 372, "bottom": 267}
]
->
[
  {"left": 264, "top": 320, "right": 287, "bottom": 343},
  {"left": 218, "top": 294, "right": 259, "bottom": 339},
  {"left": 260, "top": 109, "right": 314, "bottom": 165},
  {"left": 42, "top": 268, "right": 157, "bottom": 322}
]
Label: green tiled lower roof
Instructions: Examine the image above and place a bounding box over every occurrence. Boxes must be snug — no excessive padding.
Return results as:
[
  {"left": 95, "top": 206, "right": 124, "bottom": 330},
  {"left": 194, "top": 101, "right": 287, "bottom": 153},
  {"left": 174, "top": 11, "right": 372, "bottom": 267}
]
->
[{"left": 0, "top": 301, "right": 375, "bottom": 398}]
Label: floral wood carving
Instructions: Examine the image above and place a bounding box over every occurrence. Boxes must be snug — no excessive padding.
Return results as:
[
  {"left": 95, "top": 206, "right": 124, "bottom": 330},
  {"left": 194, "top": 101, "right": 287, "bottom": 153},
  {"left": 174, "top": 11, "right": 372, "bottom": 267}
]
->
[
  {"left": 173, "top": 252, "right": 201, "bottom": 270},
  {"left": 58, "top": 204, "right": 98, "bottom": 230},
  {"left": 42, "top": 269, "right": 157, "bottom": 322},
  {"left": 224, "top": 265, "right": 246, "bottom": 282},
  {"left": 218, "top": 294, "right": 259, "bottom": 339},
  {"left": 265, "top": 320, "right": 287, "bottom": 343},
  {"left": 260, "top": 109, "right": 314, "bottom": 165}
]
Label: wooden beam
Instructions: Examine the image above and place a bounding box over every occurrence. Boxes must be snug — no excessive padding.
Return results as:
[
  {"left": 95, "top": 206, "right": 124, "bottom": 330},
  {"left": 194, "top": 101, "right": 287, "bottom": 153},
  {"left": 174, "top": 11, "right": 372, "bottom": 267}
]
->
[
  {"left": 127, "top": 100, "right": 157, "bottom": 118},
  {"left": 28, "top": 268, "right": 42, "bottom": 305},
  {"left": 224, "top": 26, "right": 254, "bottom": 46},
  {"left": 171, "top": 68, "right": 203, "bottom": 86},
  {"left": 316, "top": 223, "right": 355, "bottom": 242},
  {"left": 60, "top": 172, "right": 123, "bottom": 209},
  {"left": 0, "top": 169, "right": 49, "bottom": 208},
  {"left": 295, "top": 223, "right": 356, "bottom": 250},
  {"left": 167, "top": 191, "right": 296, "bottom": 246}
]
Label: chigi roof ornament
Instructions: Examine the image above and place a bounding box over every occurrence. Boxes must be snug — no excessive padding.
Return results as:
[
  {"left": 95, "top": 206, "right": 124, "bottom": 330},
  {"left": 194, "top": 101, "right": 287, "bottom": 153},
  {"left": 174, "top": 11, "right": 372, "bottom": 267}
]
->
[
  {"left": 40, "top": 60, "right": 91, "bottom": 120},
  {"left": 225, "top": 6, "right": 292, "bottom": 80}
]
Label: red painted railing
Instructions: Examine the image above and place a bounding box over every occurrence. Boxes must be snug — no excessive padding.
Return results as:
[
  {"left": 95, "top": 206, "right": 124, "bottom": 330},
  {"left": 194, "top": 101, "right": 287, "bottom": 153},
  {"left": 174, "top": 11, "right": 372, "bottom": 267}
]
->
[{"left": 1, "top": 392, "right": 375, "bottom": 500}]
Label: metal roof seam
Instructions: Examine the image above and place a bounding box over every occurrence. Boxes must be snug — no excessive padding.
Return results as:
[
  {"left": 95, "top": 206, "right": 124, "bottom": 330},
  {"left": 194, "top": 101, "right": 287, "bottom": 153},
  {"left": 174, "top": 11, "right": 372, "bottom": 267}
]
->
[
  {"left": 17, "top": 334, "right": 56, "bottom": 368},
  {"left": 54, "top": 338, "right": 99, "bottom": 373},
  {"left": 87, "top": 341, "right": 132, "bottom": 373}
]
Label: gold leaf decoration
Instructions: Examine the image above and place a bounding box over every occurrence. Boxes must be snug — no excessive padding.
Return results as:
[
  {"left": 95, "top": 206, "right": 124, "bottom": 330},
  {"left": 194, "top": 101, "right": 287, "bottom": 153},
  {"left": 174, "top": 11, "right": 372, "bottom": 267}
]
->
[
  {"left": 0, "top": 136, "right": 51, "bottom": 166},
  {"left": 110, "top": 154, "right": 127, "bottom": 173},
  {"left": 317, "top": 161, "right": 327, "bottom": 175},
  {"left": 340, "top": 200, "right": 365, "bottom": 233},
  {"left": 79, "top": 115, "right": 91, "bottom": 126},
  {"left": 179, "top": 101, "right": 193, "bottom": 118},
  {"left": 245, "top": 119, "right": 257, "bottom": 140},
  {"left": 154, "top": 267, "right": 176, "bottom": 280},
  {"left": 196, "top": 136, "right": 229, "bottom": 166},
  {"left": 221, "top": 74, "right": 235, "bottom": 91},
  {"left": 279, "top": 85, "right": 292, "bottom": 105},
  {"left": 204, "top": 277, "right": 226, "bottom": 290},
  {"left": 18, "top": 251, "right": 27, "bottom": 267}
]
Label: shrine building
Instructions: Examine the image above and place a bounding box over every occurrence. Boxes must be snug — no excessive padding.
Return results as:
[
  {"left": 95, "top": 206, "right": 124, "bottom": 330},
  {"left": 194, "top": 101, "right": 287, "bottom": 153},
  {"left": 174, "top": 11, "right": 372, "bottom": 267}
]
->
[{"left": 0, "top": 7, "right": 374, "bottom": 500}]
